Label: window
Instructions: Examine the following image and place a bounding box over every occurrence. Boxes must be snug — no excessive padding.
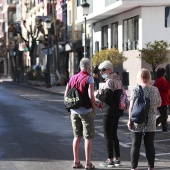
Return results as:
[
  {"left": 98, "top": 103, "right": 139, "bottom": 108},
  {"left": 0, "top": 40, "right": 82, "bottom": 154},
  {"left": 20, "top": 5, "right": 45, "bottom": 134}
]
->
[
  {"left": 165, "top": 7, "right": 170, "bottom": 27},
  {"left": 111, "top": 22, "right": 118, "bottom": 48},
  {"left": 68, "top": 10, "right": 71, "bottom": 25},
  {"left": 122, "top": 72, "right": 129, "bottom": 86},
  {"left": 77, "top": 0, "right": 82, "bottom": 6},
  {"left": 105, "top": 0, "right": 118, "bottom": 7},
  {"left": 123, "top": 16, "right": 139, "bottom": 51},
  {"left": 102, "top": 25, "right": 108, "bottom": 50}
]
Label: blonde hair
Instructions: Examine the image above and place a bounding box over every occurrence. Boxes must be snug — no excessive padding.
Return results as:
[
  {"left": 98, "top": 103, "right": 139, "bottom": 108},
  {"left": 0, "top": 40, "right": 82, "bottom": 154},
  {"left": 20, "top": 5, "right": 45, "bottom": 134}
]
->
[{"left": 137, "top": 68, "right": 151, "bottom": 84}]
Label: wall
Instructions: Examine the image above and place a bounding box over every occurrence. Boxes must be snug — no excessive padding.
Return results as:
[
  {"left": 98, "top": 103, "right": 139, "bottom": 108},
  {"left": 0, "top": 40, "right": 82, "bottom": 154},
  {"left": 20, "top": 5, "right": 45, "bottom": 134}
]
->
[
  {"left": 92, "top": 6, "right": 170, "bottom": 90},
  {"left": 92, "top": 7, "right": 141, "bottom": 53},
  {"left": 141, "top": 6, "right": 170, "bottom": 45}
]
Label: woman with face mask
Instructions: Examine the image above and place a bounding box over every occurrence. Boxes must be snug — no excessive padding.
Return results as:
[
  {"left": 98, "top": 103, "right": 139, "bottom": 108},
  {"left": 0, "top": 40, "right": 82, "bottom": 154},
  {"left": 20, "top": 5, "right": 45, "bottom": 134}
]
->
[{"left": 95, "top": 60, "right": 123, "bottom": 168}]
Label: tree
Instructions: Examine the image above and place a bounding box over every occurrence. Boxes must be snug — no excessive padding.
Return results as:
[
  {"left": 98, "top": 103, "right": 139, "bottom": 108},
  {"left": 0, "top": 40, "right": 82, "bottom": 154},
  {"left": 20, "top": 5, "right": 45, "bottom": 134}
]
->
[
  {"left": 139, "top": 40, "right": 170, "bottom": 80},
  {"left": 92, "top": 48, "right": 127, "bottom": 67}
]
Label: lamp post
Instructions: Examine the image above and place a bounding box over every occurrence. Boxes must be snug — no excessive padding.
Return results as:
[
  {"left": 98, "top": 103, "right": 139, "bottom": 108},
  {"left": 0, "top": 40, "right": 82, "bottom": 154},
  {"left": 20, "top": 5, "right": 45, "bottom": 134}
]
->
[
  {"left": 81, "top": 0, "right": 90, "bottom": 58},
  {"left": 45, "top": 19, "right": 52, "bottom": 88}
]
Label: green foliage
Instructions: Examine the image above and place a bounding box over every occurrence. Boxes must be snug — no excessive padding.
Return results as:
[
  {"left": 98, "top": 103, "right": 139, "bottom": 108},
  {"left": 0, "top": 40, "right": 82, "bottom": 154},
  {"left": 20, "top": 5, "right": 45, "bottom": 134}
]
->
[
  {"left": 139, "top": 40, "right": 170, "bottom": 79},
  {"left": 139, "top": 40, "right": 170, "bottom": 68},
  {"left": 92, "top": 48, "right": 127, "bottom": 67}
]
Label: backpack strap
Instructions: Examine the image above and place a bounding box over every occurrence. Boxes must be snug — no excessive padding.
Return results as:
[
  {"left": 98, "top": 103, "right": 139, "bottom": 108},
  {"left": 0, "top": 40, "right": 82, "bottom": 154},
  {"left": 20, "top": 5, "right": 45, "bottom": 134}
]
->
[
  {"left": 138, "top": 85, "right": 144, "bottom": 96},
  {"left": 138, "top": 85, "right": 151, "bottom": 126},
  {"left": 73, "top": 74, "right": 88, "bottom": 88}
]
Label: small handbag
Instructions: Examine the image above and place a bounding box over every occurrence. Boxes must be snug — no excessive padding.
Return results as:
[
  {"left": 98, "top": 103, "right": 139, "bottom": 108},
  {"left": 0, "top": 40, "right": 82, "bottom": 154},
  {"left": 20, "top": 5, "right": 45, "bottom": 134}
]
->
[{"left": 118, "top": 80, "right": 130, "bottom": 111}]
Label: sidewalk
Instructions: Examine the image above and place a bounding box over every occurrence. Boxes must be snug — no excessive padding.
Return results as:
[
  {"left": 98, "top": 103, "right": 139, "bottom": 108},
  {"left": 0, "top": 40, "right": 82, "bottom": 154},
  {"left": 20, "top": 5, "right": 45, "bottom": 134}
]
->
[
  {"left": 1, "top": 77, "right": 170, "bottom": 127},
  {"left": 0, "top": 77, "right": 66, "bottom": 96}
]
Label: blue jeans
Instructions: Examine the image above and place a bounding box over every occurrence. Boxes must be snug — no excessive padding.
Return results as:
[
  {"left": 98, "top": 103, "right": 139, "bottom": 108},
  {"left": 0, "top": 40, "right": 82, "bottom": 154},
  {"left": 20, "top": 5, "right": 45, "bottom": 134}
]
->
[
  {"left": 131, "top": 132, "right": 155, "bottom": 169},
  {"left": 103, "top": 115, "right": 120, "bottom": 158}
]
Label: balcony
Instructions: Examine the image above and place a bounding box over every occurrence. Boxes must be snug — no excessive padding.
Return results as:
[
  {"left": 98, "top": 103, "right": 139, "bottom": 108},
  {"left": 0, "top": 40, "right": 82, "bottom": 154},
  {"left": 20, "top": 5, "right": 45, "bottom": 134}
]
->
[
  {"left": 111, "top": 43, "right": 118, "bottom": 49},
  {"left": 76, "top": 0, "right": 170, "bottom": 24},
  {"left": 123, "top": 40, "right": 139, "bottom": 51}
]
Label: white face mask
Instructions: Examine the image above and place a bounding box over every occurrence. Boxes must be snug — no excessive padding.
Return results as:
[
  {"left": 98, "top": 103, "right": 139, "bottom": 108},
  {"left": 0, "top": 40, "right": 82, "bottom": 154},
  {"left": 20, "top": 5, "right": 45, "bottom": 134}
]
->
[{"left": 101, "top": 73, "right": 108, "bottom": 79}]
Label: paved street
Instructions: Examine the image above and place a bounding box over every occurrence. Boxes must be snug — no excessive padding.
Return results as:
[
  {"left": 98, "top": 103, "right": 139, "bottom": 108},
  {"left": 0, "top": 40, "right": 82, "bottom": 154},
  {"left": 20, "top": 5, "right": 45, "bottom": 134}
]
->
[{"left": 0, "top": 78, "right": 170, "bottom": 170}]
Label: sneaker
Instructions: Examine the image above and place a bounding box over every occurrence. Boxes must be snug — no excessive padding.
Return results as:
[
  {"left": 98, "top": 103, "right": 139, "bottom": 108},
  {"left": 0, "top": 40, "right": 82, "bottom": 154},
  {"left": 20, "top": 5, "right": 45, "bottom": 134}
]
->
[
  {"left": 131, "top": 169, "right": 138, "bottom": 170},
  {"left": 99, "top": 159, "right": 114, "bottom": 167},
  {"left": 114, "top": 160, "right": 121, "bottom": 166},
  {"left": 148, "top": 168, "right": 154, "bottom": 170}
]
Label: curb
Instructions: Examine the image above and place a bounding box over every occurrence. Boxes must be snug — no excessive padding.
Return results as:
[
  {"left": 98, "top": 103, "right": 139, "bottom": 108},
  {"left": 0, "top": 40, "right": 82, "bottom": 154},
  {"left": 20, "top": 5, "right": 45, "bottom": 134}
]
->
[{"left": 6, "top": 81, "right": 65, "bottom": 97}]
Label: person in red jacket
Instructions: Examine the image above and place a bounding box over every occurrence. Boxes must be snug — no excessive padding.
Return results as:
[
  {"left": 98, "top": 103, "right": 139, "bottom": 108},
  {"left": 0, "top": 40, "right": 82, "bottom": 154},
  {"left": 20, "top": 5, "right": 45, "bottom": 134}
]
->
[{"left": 154, "top": 68, "right": 170, "bottom": 132}]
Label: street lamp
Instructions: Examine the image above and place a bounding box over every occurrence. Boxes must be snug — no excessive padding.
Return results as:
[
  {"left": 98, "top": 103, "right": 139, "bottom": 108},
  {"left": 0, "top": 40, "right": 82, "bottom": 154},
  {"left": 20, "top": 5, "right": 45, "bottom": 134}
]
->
[
  {"left": 81, "top": 0, "right": 90, "bottom": 58},
  {"left": 45, "top": 19, "right": 52, "bottom": 88}
]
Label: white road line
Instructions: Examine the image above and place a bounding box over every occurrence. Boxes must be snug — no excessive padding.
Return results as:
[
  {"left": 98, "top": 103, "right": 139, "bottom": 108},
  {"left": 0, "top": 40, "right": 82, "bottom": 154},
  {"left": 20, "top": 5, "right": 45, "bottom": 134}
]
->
[
  {"left": 96, "top": 131, "right": 130, "bottom": 147},
  {"left": 94, "top": 119, "right": 103, "bottom": 122},
  {"left": 63, "top": 114, "right": 170, "bottom": 159},
  {"left": 97, "top": 133, "right": 104, "bottom": 137},
  {"left": 125, "top": 142, "right": 132, "bottom": 145},
  {"left": 154, "top": 139, "right": 170, "bottom": 142},
  {"left": 41, "top": 99, "right": 64, "bottom": 102},
  {"left": 140, "top": 152, "right": 159, "bottom": 160},
  {"left": 156, "top": 153, "right": 170, "bottom": 156},
  {"left": 125, "top": 138, "right": 170, "bottom": 145},
  {"left": 119, "top": 142, "right": 130, "bottom": 148},
  {"left": 118, "top": 124, "right": 127, "bottom": 127},
  {"left": 20, "top": 95, "right": 48, "bottom": 96},
  {"left": 95, "top": 126, "right": 102, "bottom": 129}
]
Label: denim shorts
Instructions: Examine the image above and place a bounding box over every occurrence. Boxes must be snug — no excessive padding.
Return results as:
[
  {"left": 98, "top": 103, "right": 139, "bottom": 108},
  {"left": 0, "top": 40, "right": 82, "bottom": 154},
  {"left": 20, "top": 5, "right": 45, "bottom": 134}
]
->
[{"left": 70, "top": 111, "right": 95, "bottom": 139}]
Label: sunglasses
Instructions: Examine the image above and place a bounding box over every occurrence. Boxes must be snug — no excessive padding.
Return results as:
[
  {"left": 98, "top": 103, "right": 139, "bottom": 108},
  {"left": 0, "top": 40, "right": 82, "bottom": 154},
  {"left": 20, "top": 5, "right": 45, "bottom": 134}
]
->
[{"left": 99, "top": 68, "right": 108, "bottom": 72}]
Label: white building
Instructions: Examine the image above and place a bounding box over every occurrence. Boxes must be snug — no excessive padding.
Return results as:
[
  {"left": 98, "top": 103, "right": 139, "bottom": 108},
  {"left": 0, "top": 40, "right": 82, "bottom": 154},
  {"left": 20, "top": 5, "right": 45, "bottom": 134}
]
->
[{"left": 76, "top": 0, "right": 170, "bottom": 90}]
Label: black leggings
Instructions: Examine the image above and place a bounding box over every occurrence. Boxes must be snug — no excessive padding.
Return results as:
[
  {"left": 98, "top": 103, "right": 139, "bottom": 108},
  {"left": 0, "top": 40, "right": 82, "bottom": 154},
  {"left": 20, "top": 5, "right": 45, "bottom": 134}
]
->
[
  {"left": 156, "top": 105, "right": 168, "bottom": 131},
  {"left": 131, "top": 132, "right": 155, "bottom": 169},
  {"left": 103, "top": 115, "right": 120, "bottom": 158}
]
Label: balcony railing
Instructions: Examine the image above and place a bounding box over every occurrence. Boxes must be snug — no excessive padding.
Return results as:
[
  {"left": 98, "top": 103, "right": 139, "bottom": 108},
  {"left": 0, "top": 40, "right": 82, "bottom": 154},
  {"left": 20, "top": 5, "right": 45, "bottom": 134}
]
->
[
  {"left": 123, "top": 40, "right": 139, "bottom": 51},
  {"left": 111, "top": 43, "right": 118, "bottom": 49},
  {"left": 101, "top": 46, "right": 108, "bottom": 50}
]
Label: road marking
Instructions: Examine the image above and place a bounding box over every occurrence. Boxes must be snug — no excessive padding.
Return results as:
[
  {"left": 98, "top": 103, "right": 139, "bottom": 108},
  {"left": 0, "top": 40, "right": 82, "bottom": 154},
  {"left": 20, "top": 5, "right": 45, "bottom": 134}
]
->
[
  {"left": 63, "top": 113, "right": 170, "bottom": 159},
  {"left": 94, "top": 119, "right": 102, "bottom": 122},
  {"left": 20, "top": 94, "right": 49, "bottom": 96},
  {"left": 97, "top": 132, "right": 104, "bottom": 137},
  {"left": 154, "top": 139, "right": 170, "bottom": 142},
  {"left": 95, "top": 126, "right": 102, "bottom": 129},
  {"left": 156, "top": 153, "right": 170, "bottom": 156},
  {"left": 140, "top": 152, "right": 159, "bottom": 160},
  {"left": 41, "top": 99, "right": 64, "bottom": 102},
  {"left": 119, "top": 142, "right": 130, "bottom": 147},
  {"left": 96, "top": 131, "right": 130, "bottom": 147},
  {"left": 118, "top": 124, "right": 127, "bottom": 127},
  {"left": 126, "top": 138, "right": 170, "bottom": 145}
]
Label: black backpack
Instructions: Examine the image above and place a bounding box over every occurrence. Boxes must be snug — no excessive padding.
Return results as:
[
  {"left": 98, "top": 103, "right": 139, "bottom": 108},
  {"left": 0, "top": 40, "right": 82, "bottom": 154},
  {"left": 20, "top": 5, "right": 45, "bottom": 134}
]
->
[
  {"left": 64, "top": 75, "right": 89, "bottom": 110},
  {"left": 64, "top": 86, "right": 83, "bottom": 109},
  {"left": 131, "top": 85, "right": 150, "bottom": 124}
]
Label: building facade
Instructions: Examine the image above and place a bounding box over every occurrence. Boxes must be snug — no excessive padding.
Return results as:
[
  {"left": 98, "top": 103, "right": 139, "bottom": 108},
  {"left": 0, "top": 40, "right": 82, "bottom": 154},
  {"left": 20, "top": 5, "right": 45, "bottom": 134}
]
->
[{"left": 76, "top": 0, "right": 170, "bottom": 90}]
